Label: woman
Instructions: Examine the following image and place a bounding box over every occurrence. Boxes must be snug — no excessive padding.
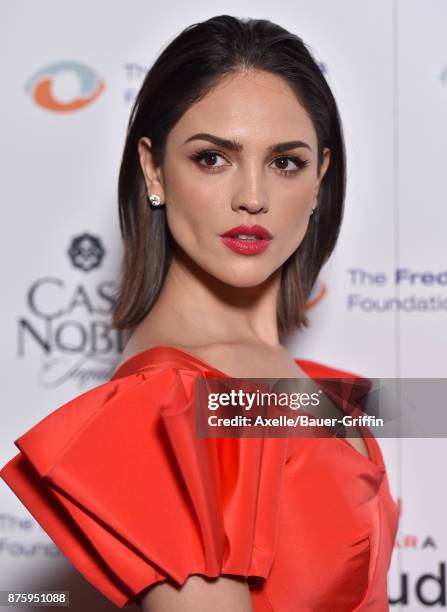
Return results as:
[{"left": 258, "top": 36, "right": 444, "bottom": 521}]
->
[{"left": 0, "top": 15, "right": 400, "bottom": 611}]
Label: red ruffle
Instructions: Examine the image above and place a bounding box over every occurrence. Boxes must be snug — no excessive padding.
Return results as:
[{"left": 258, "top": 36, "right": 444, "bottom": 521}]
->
[{"left": 0, "top": 366, "right": 289, "bottom": 607}]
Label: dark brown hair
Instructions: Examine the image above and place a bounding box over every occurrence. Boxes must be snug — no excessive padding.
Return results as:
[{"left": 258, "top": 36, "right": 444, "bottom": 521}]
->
[{"left": 112, "top": 14, "right": 346, "bottom": 334}]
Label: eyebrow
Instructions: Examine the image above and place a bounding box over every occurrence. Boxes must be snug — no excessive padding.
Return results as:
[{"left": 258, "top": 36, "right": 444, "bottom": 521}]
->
[{"left": 182, "top": 132, "right": 312, "bottom": 154}]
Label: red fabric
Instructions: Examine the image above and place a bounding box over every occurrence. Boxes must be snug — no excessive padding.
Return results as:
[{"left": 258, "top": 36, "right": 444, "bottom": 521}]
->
[{"left": 0, "top": 346, "right": 400, "bottom": 610}]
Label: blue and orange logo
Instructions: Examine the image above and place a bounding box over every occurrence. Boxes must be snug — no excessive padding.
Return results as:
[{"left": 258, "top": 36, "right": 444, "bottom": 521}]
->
[{"left": 25, "top": 61, "right": 105, "bottom": 112}]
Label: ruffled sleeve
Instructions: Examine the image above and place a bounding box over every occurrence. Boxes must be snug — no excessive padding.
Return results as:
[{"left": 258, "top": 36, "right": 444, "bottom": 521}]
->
[{"left": 0, "top": 366, "right": 289, "bottom": 608}]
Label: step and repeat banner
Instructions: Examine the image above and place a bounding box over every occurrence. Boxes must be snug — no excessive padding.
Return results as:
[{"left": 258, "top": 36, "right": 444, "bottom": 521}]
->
[{"left": 1, "top": 1, "right": 445, "bottom": 610}]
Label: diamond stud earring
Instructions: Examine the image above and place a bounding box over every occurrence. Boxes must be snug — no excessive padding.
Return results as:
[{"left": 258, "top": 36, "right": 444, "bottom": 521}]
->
[{"left": 148, "top": 194, "right": 162, "bottom": 207}]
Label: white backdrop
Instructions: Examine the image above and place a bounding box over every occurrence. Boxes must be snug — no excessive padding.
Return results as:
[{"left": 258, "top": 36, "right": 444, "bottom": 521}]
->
[{"left": 1, "top": 1, "right": 446, "bottom": 610}]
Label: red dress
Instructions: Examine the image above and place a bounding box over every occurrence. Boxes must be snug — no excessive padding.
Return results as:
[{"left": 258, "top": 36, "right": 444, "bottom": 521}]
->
[{"left": 0, "top": 346, "right": 400, "bottom": 610}]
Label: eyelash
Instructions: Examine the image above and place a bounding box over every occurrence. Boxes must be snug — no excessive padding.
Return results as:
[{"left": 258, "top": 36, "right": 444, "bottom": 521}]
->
[{"left": 190, "top": 149, "right": 310, "bottom": 176}]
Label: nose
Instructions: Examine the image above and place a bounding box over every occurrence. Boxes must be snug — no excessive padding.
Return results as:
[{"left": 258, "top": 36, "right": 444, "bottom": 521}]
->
[{"left": 231, "top": 163, "right": 269, "bottom": 214}]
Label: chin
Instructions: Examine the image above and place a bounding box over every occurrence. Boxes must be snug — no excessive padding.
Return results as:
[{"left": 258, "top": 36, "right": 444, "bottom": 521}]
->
[{"left": 214, "top": 267, "right": 277, "bottom": 289}]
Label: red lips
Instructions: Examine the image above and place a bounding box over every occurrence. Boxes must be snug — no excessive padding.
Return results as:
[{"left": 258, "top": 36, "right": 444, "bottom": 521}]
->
[
  {"left": 219, "top": 224, "right": 273, "bottom": 256},
  {"left": 220, "top": 224, "right": 273, "bottom": 239}
]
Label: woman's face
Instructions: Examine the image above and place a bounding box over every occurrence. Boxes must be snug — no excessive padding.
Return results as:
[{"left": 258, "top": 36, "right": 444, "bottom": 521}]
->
[{"left": 138, "top": 69, "right": 331, "bottom": 288}]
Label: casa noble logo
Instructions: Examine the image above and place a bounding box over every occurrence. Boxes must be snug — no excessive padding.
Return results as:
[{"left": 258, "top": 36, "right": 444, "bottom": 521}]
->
[{"left": 18, "top": 233, "right": 125, "bottom": 387}]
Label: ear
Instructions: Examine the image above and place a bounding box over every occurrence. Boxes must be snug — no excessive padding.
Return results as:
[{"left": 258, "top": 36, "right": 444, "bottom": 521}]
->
[
  {"left": 309, "top": 147, "right": 331, "bottom": 214},
  {"left": 137, "top": 137, "right": 166, "bottom": 203},
  {"left": 312, "top": 147, "right": 331, "bottom": 210}
]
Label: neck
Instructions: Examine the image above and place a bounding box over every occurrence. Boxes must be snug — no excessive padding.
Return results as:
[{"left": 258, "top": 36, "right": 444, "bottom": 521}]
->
[{"left": 137, "top": 244, "right": 283, "bottom": 349}]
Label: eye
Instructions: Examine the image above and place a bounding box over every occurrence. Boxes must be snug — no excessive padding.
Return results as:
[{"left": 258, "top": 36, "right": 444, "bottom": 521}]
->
[
  {"left": 191, "top": 150, "right": 229, "bottom": 171},
  {"left": 270, "top": 155, "right": 310, "bottom": 176}
]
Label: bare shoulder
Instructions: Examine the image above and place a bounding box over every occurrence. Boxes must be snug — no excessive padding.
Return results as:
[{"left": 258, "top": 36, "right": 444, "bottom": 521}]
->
[{"left": 141, "top": 574, "right": 253, "bottom": 612}]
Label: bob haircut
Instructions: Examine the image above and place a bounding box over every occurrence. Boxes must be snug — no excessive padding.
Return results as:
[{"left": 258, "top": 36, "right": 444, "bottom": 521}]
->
[{"left": 112, "top": 14, "right": 346, "bottom": 334}]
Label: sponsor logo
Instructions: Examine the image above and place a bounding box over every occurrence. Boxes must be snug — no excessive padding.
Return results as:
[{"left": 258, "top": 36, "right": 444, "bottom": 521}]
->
[
  {"left": 18, "top": 233, "right": 125, "bottom": 387},
  {"left": 25, "top": 61, "right": 105, "bottom": 112}
]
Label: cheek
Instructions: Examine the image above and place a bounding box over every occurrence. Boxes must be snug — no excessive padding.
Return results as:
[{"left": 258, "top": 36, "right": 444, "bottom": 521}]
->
[
  {"left": 276, "top": 180, "right": 314, "bottom": 233},
  {"left": 267, "top": 181, "right": 315, "bottom": 263},
  {"left": 162, "top": 162, "right": 222, "bottom": 245}
]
